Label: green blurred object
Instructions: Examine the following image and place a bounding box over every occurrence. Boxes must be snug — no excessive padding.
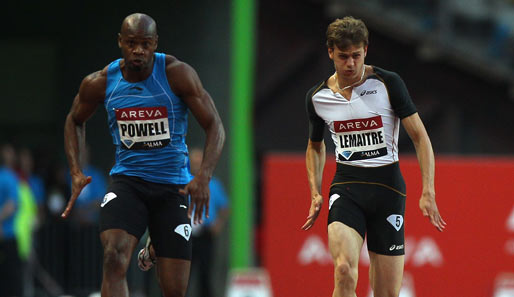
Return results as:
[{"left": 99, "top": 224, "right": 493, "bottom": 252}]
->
[
  {"left": 230, "top": 0, "right": 256, "bottom": 268},
  {"left": 14, "top": 181, "right": 37, "bottom": 260}
]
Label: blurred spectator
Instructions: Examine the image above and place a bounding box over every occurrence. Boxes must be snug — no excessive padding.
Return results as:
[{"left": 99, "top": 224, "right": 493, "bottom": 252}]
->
[
  {"left": 188, "top": 147, "right": 230, "bottom": 297},
  {"left": 0, "top": 143, "right": 22, "bottom": 297},
  {"left": 14, "top": 147, "right": 38, "bottom": 297},
  {"left": 14, "top": 148, "right": 38, "bottom": 261},
  {"left": 18, "top": 147, "right": 46, "bottom": 226}
]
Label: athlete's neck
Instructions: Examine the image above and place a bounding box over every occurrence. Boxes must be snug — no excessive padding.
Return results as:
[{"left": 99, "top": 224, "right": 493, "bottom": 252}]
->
[
  {"left": 335, "top": 65, "right": 366, "bottom": 92},
  {"left": 121, "top": 56, "right": 155, "bottom": 83}
]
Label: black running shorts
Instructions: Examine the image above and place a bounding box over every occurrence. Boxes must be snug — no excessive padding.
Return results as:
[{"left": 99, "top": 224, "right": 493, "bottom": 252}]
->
[
  {"left": 0, "top": 238, "right": 22, "bottom": 297},
  {"left": 327, "top": 162, "right": 406, "bottom": 256},
  {"left": 99, "top": 174, "right": 192, "bottom": 260}
]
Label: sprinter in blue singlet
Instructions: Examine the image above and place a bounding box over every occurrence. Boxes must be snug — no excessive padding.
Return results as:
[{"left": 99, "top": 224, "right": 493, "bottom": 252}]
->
[{"left": 62, "top": 13, "right": 225, "bottom": 297}]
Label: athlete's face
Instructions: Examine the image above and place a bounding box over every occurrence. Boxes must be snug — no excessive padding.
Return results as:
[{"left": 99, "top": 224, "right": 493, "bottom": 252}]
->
[
  {"left": 328, "top": 43, "right": 367, "bottom": 81},
  {"left": 118, "top": 30, "right": 158, "bottom": 72}
]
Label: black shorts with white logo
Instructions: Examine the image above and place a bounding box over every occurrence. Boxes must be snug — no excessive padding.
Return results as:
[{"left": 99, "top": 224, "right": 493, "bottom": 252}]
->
[
  {"left": 327, "top": 162, "right": 406, "bottom": 255},
  {"left": 100, "top": 174, "right": 192, "bottom": 260}
]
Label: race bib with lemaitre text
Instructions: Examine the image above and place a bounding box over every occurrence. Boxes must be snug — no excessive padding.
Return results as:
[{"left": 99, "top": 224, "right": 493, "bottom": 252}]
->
[{"left": 334, "top": 115, "right": 387, "bottom": 161}]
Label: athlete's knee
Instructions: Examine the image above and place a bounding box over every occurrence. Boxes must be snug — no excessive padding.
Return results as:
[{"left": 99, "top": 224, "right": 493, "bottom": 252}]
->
[
  {"left": 103, "top": 245, "right": 131, "bottom": 277},
  {"left": 373, "top": 286, "right": 400, "bottom": 297},
  {"left": 158, "top": 260, "right": 190, "bottom": 297},
  {"left": 161, "top": 285, "right": 187, "bottom": 297},
  {"left": 334, "top": 261, "right": 358, "bottom": 290},
  {"left": 159, "top": 271, "right": 188, "bottom": 297}
]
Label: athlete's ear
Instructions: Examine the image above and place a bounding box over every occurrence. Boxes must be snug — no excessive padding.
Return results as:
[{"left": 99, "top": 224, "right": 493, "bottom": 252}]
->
[
  {"left": 153, "top": 35, "right": 158, "bottom": 51},
  {"left": 117, "top": 33, "right": 122, "bottom": 48},
  {"left": 364, "top": 45, "right": 368, "bottom": 57},
  {"left": 328, "top": 47, "right": 334, "bottom": 60}
]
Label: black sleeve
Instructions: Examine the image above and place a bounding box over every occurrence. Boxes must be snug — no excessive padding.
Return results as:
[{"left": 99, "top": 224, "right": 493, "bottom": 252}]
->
[
  {"left": 305, "top": 83, "right": 325, "bottom": 142},
  {"left": 377, "top": 68, "right": 417, "bottom": 119}
]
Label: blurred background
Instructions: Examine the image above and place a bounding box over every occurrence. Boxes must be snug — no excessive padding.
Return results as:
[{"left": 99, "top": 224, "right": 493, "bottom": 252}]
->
[{"left": 1, "top": 0, "right": 513, "bottom": 296}]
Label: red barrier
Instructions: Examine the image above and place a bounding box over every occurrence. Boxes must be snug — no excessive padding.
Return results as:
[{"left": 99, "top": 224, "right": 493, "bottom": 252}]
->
[{"left": 262, "top": 154, "right": 514, "bottom": 297}]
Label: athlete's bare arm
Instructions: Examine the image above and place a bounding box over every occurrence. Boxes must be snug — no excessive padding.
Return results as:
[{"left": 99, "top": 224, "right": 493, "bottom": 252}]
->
[
  {"left": 402, "top": 112, "right": 446, "bottom": 231},
  {"left": 302, "top": 139, "right": 326, "bottom": 230},
  {"left": 165, "top": 55, "right": 225, "bottom": 224},
  {"left": 62, "top": 68, "right": 107, "bottom": 218}
]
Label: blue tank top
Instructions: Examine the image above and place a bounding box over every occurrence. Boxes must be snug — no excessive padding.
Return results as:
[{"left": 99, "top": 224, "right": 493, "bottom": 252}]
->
[{"left": 104, "top": 52, "right": 192, "bottom": 185}]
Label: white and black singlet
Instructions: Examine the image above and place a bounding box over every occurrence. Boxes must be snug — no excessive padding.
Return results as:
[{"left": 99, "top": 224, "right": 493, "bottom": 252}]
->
[{"left": 306, "top": 66, "right": 417, "bottom": 167}]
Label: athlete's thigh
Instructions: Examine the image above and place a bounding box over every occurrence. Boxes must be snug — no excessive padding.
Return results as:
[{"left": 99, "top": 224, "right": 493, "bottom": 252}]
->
[
  {"left": 156, "top": 257, "right": 191, "bottom": 296},
  {"left": 327, "top": 184, "right": 366, "bottom": 265},
  {"left": 368, "top": 251, "right": 404, "bottom": 296},
  {"left": 147, "top": 183, "right": 192, "bottom": 260},
  {"left": 328, "top": 222, "right": 363, "bottom": 266},
  {"left": 100, "top": 229, "right": 139, "bottom": 257}
]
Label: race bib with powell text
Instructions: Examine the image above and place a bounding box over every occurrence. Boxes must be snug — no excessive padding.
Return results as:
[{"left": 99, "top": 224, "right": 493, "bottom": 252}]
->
[{"left": 115, "top": 106, "right": 170, "bottom": 150}]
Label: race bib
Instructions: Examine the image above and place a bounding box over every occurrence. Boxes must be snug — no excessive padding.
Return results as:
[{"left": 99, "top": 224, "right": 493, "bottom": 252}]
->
[
  {"left": 334, "top": 116, "right": 387, "bottom": 161},
  {"left": 115, "top": 106, "right": 170, "bottom": 150}
]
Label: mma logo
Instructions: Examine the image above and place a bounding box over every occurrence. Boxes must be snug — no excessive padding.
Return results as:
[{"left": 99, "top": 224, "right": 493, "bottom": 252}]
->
[{"left": 174, "top": 224, "right": 192, "bottom": 241}]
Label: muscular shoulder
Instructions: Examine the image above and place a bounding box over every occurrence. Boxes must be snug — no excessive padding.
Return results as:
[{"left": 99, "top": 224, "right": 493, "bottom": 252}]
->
[
  {"left": 79, "top": 65, "right": 109, "bottom": 103},
  {"left": 164, "top": 54, "right": 202, "bottom": 97},
  {"left": 371, "top": 66, "right": 407, "bottom": 98},
  {"left": 371, "top": 66, "right": 416, "bottom": 119},
  {"left": 164, "top": 55, "right": 196, "bottom": 77},
  {"left": 82, "top": 65, "right": 108, "bottom": 88}
]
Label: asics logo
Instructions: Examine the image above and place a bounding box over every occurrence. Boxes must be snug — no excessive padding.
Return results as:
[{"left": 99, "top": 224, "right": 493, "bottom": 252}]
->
[
  {"left": 389, "top": 244, "right": 404, "bottom": 251},
  {"left": 360, "top": 90, "right": 377, "bottom": 96}
]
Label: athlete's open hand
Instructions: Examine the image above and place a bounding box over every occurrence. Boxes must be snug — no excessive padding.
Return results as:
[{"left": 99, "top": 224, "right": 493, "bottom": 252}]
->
[
  {"left": 419, "top": 193, "right": 446, "bottom": 232},
  {"left": 180, "top": 175, "right": 210, "bottom": 225},
  {"left": 301, "top": 193, "right": 323, "bottom": 230},
  {"left": 61, "top": 172, "right": 92, "bottom": 218}
]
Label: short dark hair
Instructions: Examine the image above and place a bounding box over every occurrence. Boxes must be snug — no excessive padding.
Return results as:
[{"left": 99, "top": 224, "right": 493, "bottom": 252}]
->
[{"left": 326, "top": 16, "right": 369, "bottom": 50}]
